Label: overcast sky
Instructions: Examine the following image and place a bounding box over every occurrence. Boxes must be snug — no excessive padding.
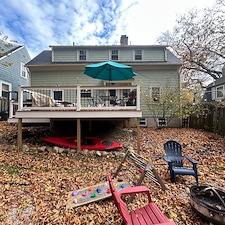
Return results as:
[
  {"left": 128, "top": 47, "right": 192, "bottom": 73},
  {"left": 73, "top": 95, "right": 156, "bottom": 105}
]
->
[{"left": 0, "top": 0, "right": 215, "bottom": 58}]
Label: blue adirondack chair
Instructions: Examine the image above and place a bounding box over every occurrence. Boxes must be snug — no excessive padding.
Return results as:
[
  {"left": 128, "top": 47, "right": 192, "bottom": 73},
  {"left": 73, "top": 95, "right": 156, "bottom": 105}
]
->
[{"left": 163, "top": 140, "right": 198, "bottom": 184}]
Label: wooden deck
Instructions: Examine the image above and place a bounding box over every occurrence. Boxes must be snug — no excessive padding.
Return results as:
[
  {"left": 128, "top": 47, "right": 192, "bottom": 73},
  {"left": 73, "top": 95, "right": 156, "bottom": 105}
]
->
[{"left": 11, "top": 85, "right": 142, "bottom": 150}]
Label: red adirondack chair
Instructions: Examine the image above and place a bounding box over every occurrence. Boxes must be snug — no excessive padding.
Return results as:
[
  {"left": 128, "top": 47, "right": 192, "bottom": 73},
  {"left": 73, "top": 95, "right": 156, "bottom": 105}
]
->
[{"left": 107, "top": 173, "right": 176, "bottom": 225}]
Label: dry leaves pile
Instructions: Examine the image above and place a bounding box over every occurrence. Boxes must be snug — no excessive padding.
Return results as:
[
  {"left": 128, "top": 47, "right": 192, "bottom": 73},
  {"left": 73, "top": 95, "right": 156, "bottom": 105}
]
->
[{"left": 0, "top": 121, "right": 224, "bottom": 225}]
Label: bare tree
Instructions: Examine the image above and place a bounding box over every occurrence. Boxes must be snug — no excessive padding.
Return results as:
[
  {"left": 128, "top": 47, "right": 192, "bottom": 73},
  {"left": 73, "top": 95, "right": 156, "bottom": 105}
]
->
[
  {"left": 0, "top": 32, "right": 16, "bottom": 66},
  {"left": 141, "top": 86, "right": 181, "bottom": 127},
  {"left": 158, "top": 0, "right": 225, "bottom": 84}
]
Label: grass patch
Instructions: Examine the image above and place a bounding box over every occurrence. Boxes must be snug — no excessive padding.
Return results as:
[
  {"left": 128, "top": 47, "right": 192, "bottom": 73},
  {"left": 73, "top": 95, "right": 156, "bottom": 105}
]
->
[
  {"left": 43, "top": 168, "right": 50, "bottom": 172},
  {"left": 0, "top": 164, "right": 33, "bottom": 176}
]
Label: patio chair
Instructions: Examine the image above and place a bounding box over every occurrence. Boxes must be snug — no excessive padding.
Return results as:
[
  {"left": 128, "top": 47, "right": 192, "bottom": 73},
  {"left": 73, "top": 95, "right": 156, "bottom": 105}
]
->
[
  {"left": 163, "top": 140, "right": 198, "bottom": 184},
  {"left": 107, "top": 173, "right": 175, "bottom": 225}
]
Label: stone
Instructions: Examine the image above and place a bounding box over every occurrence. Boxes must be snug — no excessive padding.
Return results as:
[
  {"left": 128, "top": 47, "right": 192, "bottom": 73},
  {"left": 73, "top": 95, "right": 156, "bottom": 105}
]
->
[
  {"left": 102, "top": 151, "right": 108, "bottom": 157},
  {"left": 89, "top": 150, "right": 95, "bottom": 155},
  {"left": 38, "top": 146, "right": 47, "bottom": 152},
  {"left": 96, "top": 151, "right": 102, "bottom": 157},
  {"left": 46, "top": 146, "right": 53, "bottom": 152},
  {"left": 22, "top": 145, "right": 29, "bottom": 151},
  {"left": 9, "top": 145, "right": 16, "bottom": 149},
  {"left": 113, "top": 151, "right": 118, "bottom": 157},
  {"left": 58, "top": 148, "right": 64, "bottom": 153},
  {"left": 83, "top": 149, "right": 89, "bottom": 155},
  {"left": 53, "top": 146, "right": 60, "bottom": 153},
  {"left": 118, "top": 152, "right": 126, "bottom": 158}
]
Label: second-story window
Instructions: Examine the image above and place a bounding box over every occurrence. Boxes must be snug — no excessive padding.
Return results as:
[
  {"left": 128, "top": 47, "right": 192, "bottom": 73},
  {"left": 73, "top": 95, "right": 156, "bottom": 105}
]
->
[
  {"left": 134, "top": 49, "right": 142, "bottom": 60},
  {"left": 79, "top": 50, "right": 86, "bottom": 61},
  {"left": 21, "top": 63, "right": 28, "bottom": 79},
  {"left": 111, "top": 50, "right": 118, "bottom": 61}
]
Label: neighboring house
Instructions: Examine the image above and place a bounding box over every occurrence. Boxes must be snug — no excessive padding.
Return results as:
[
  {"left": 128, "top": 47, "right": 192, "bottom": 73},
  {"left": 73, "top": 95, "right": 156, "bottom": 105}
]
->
[
  {"left": 10, "top": 35, "right": 182, "bottom": 146},
  {"left": 0, "top": 41, "right": 31, "bottom": 119},
  {"left": 204, "top": 66, "right": 225, "bottom": 103}
]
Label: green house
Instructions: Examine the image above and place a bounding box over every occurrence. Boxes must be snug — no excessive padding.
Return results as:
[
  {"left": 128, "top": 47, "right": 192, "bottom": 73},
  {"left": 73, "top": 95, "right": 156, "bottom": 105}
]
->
[{"left": 11, "top": 35, "right": 182, "bottom": 129}]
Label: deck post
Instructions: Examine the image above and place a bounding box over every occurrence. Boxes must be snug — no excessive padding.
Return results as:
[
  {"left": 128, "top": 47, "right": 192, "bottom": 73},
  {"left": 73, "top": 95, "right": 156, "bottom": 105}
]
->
[
  {"left": 17, "top": 118, "right": 22, "bottom": 148},
  {"left": 136, "top": 85, "right": 141, "bottom": 110},
  {"left": 128, "top": 119, "right": 131, "bottom": 129},
  {"left": 123, "top": 119, "right": 127, "bottom": 128},
  {"left": 50, "top": 119, "right": 54, "bottom": 130},
  {"left": 18, "top": 85, "right": 23, "bottom": 111},
  {"left": 77, "top": 119, "right": 81, "bottom": 151},
  {"left": 136, "top": 118, "right": 140, "bottom": 154}
]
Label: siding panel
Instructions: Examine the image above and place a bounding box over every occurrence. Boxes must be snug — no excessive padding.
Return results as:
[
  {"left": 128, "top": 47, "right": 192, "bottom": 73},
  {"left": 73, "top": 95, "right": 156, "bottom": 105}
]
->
[
  {"left": 89, "top": 50, "right": 109, "bottom": 61},
  {"left": 52, "top": 48, "right": 166, "bottom": 62},
  {"left": 31, "top": 71, "right": 103, "bottom": 86},
  {"left": 0, "top": 46, "right": 31, "bottom": 94},
  {"left": 53, "top": 49, "right": 77, "bottom": 62},
  {"left": 143, "top": 49, "right": 165, "bottom": 61},
  {"left": 120, "top": 50, "right": 133, "bottom": 61}
]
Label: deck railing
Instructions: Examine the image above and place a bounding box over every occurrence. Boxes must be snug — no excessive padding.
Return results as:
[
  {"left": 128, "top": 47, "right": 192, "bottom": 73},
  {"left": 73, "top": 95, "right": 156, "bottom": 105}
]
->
[{"left": 9, "top": 85, "right": 140, "bottom": 117}]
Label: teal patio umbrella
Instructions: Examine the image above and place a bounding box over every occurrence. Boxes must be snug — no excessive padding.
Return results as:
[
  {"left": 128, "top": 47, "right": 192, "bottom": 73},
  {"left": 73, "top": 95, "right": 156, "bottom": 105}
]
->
[{"left": 83, "top": 61, "right": 137, "bottom": 81}]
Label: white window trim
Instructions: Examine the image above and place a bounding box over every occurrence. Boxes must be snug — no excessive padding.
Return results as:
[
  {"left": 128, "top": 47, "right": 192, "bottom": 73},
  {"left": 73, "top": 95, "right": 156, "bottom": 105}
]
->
[
  {"left": 77, "top": 49, "right": 88, "bottom": 61},
  {"left": 109, "top": 49, "right": 120, "bottom": 61},
  {"left": 157, "top": 118, "right": 167, "bottom": 127},
  {"left": 0, "top": 80, "right": 12, "bottom": 98},
  {"left": 51, "top": 90, "right": 64, "bottom": 101},
  {"left": 140, "top": 118, "right": 147, "bottom": 127},
  {"left": 20, "top": 62, "right": 28, "bottom": 79},
  {"left": 149, "top": 86, "right": 161, "bottom": 103},
  {"left": 133, "top": 49, "right": 143, "bottom": 61},
  {"left": 216, "top": 85, "right": 224, "bottom": 99},
  {"left": 81, "top": 89, "right": 92, "bottom": 98}
]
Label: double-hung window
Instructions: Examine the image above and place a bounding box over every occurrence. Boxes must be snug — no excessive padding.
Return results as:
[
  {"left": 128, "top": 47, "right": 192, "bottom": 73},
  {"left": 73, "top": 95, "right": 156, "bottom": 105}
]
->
[
  {"left": 151, "top": 87, "right": 160, "bottom": 103},
  {"left": 216, "top": 85, "right": 224, "bottom": 99},
  {"left": 21, "top": 63, "right": 28, "bottom": 79},
  {"left": 111, "top": 50, "right": 119, "bottom": 61},
  {"left": 81, "top": 89, "right": 91, "bottom": 98},
  {"left": 1, "top": 83, "right": 10, "bottom": 98},
  {"left": 79, "top": 50, "right": 86, "bottom": 61},
  {"left": 53, "top": 91, "right": 63, "bottom": 101},
  {"left": 134, "top": 49, "right": 142, "bottom": 60}
]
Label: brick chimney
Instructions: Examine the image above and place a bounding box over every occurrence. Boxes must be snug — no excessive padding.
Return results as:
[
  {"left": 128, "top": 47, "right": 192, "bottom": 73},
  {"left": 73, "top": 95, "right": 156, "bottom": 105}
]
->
[{"left": 120, "top": 35, "right": 128, "bottom": 45}]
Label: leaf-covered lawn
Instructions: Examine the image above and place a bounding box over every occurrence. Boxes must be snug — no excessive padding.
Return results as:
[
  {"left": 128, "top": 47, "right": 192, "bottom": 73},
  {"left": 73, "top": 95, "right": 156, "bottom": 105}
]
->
[{"left": 0, "top": 121, "right": 224, "bottom": 224}]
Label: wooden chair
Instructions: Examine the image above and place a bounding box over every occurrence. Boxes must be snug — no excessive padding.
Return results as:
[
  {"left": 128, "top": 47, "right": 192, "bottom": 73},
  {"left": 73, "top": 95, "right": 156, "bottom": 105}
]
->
[
  {"left": 107, "top": 173, "right": 176, "bottom": 225},
  {"left": 163, "top": 140, "right": 198, "bottom": 184}
]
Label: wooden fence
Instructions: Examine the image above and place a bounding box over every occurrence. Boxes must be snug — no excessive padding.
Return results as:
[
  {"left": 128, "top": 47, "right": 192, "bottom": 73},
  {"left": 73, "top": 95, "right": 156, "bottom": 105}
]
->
[{"left": 189, "top": 103, "right": 225, "bottom": 136}]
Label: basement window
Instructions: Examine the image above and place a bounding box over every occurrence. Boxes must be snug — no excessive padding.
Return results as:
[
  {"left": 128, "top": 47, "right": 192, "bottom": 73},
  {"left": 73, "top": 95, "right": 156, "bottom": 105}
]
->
[
  {"left": 157, "top": 118, "right": 167, "bottom": 127},
  {"left": 140, "top": 118, "right": 147, "bottom": 127}
]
